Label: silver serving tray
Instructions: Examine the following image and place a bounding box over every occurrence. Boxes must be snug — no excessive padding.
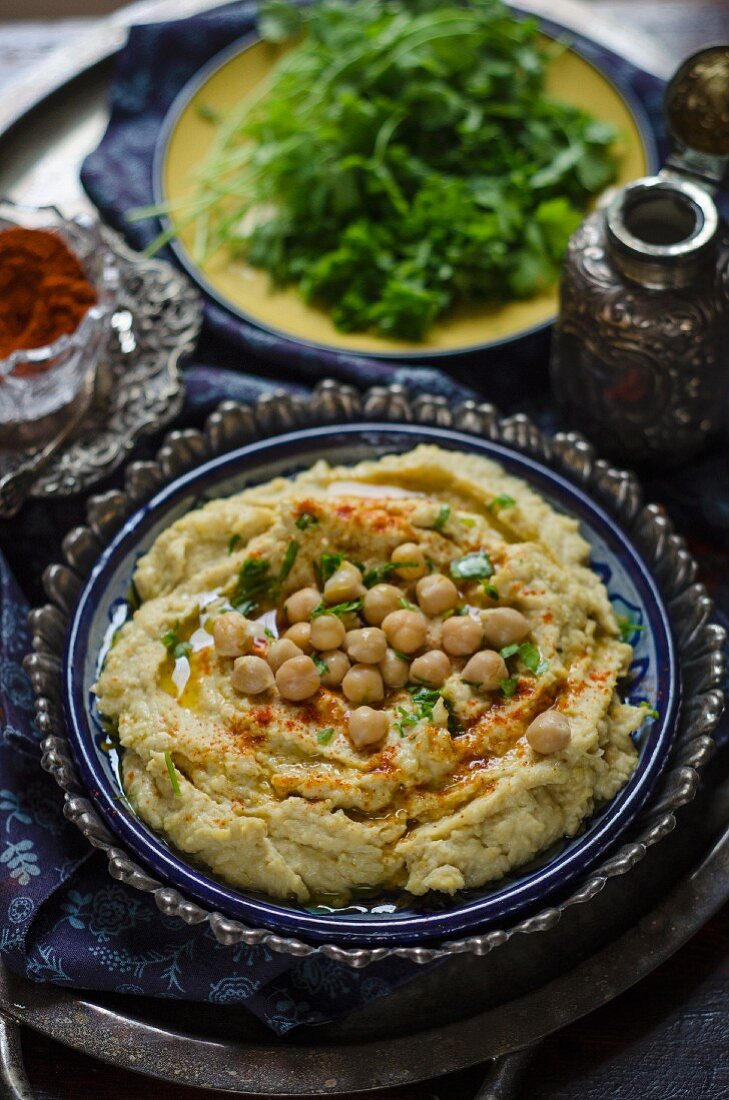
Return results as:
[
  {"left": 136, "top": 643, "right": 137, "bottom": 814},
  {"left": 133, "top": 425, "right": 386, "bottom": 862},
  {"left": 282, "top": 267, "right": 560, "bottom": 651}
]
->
[{"left": 25, "top": 381, "right": 725, "bottom": 968}]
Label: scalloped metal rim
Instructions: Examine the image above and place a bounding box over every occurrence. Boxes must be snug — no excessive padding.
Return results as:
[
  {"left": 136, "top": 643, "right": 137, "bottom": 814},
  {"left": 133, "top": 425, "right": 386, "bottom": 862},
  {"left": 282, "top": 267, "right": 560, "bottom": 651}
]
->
[{"left": 25, "top": 380, "right": 726, "bottom": 967}]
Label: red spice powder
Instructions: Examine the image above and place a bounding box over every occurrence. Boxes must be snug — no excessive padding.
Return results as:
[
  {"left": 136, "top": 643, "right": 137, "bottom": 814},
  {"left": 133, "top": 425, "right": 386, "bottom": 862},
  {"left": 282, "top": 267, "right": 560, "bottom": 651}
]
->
[{"left": 0, "top": 227, "right": 97, "bottom": 363}]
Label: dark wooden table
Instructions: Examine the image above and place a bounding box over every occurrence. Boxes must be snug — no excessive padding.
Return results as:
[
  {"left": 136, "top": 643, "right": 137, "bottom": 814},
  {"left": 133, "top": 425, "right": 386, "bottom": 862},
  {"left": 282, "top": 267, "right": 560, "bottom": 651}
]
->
[{"left": 1, "top": 1, "right": 727, "bottom": 1097}]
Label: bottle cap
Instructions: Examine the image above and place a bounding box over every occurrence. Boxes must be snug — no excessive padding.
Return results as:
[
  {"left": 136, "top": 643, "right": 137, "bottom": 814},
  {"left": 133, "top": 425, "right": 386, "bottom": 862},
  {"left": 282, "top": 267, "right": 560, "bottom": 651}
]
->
[{"left": 664, "top": 45, "right": 729, "bottom": 190}]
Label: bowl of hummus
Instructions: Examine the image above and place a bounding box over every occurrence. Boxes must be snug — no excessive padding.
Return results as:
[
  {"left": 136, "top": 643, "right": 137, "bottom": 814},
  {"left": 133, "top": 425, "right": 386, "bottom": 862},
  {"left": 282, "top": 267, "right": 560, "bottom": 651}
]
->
[{"left": 65, "top": 425, "right": 677, "bottom": 945}]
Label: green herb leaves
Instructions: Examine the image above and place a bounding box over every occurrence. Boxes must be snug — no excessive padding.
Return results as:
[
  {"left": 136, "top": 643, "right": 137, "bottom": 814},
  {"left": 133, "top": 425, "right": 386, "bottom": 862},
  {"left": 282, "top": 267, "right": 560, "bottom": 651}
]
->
[
  {"left": 312, "top": 654, "right": 329, "bottom": 675},
  {"left": 363, "top": 561, "right": 418, "bottom": 587},
  {"left": 499, "top": 640, "right": 549, "bottom": 676},
  {"left": 164, "top": 0, "right": 618, "bottom": 342},
  {"left": 450, "top": 550, "right": 494, "bottom": 581},
  {"left": 319, "top": 551, "right": 344, "bottom": 583},
  {"left": 311, "top": 598, "right": 364, "bottom": 618},
  {"left": 433, "top": 504, "right": 451, "bottom": 532},
  {"left": 227, "top": 533, "right": 242, "bottom": 554},
  {"left": 161, "top": 627, "right": 192, "bottom": 661},
  {"left": 499, "top": 677, "right": 519, "bottom": 698},
  {"left": 638, "top": 701, "right": 659, "bottom": 720},
  {"left": 616, "top": 614, "right": 645, "bottom": 643},
  {"left": 164, "top": 751, "right": 182, "bottom": 796},
  {"left": 233, "top": 540, "right": 299, "bottom": 615},
  {"left": 489, "top": 494, "right": 516, "bottom": 512},
  {"left": 316, "top": 726, "right": 336, "bottom": 744},
  {"left": 295, "top": 511, "right": 319, "bottom": 531}
]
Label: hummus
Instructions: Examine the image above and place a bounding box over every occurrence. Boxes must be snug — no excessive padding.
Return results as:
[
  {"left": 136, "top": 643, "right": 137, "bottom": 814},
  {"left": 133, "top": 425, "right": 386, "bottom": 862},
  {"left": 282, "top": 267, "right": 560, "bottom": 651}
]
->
[{"left": 95, "top": 445, "right": 642, "bottom": 903}]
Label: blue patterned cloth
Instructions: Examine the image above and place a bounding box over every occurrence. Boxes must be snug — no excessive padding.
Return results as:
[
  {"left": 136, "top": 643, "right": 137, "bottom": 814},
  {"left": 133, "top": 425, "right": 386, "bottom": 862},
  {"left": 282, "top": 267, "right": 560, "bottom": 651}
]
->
[{"left": 1, "top": 1, "right": 727, "bottom": 1036}]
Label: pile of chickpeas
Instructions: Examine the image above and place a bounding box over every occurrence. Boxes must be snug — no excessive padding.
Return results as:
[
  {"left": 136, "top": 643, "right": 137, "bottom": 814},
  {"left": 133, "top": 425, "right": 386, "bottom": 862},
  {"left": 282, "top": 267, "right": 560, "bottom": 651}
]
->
[{"left": 211, "top": 542, "right": 572, "bottom": 754}]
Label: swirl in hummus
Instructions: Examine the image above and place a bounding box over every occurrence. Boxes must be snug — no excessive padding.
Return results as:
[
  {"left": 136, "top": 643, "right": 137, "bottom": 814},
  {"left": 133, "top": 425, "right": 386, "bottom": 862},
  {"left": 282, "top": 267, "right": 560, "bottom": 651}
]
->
[{"left": 94, "top": 446, "right": 644, "bottom": 903}]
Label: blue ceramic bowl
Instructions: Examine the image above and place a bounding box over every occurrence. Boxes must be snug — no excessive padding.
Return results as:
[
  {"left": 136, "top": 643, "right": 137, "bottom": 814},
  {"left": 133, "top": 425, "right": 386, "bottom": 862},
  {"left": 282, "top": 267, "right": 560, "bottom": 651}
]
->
[{"left": 64, "top": 425, "right": 678, "bottom": 946}]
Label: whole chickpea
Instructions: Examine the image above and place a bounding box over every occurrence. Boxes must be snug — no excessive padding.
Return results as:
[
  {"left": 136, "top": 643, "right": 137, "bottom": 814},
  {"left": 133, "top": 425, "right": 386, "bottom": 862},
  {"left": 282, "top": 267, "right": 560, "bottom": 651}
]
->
[
  {"left": 481, "top": 607, "right": 530, "bottom": 649},
  {"left": 284, "top": 622, "right": 312, "bottom": 651},
  {"left": 318, "top": 649, "right": 350, "bottom": 687},
  {"left": 462, "top": 649, "right": 508, "bottom": 691},
  {"left": 363, "top": 583, "right": 402, "bottom": 626},
  {"left": 284, "top": 586, "right": 321, "bottom": 624},
  {"left": 345, "top": 627, "right": 388, "bottom": 664},
  {"left": 416, "top": 574, "right": 459, "bottom": 616},
  {"left": 212, "top": 611, "right": 253, "bottom": 658},
  {"left": 381, "top": 609, "right": 427, "bottom": 655},
  {"left": 380, "top": 649, "right": 410, "bottom": 689},
  {"left": 266, "top": 638, "right": 303, "bottom": 672},
  {"left": 348, "top": 706, "right": 389, "bottom": 749},
  {"left": 275, "top": 655, "right": 321, "bottom": 701},
  {"left": 526, "top": 710, "right": 572, "bottom": 754},
  {"left": 231, "top": 655, "right": 274, "bottom": 695},
  {"left": 410, "top": 650, "right": 451, "bottom": 688},
  {"left": 390, "top": 542, "right": 428, "bottom": 579},
  {"left": 441, "top": 615, "right": 483, "bottom": 656},
  {"left": 324, "top": 562, "right": 365, "bottom": 603},
  {"left": 342, "top": 664, "right": 384, "bottom": 704},
  {"left": 310, "top": 614, "right": 346, "bottom": 651}
]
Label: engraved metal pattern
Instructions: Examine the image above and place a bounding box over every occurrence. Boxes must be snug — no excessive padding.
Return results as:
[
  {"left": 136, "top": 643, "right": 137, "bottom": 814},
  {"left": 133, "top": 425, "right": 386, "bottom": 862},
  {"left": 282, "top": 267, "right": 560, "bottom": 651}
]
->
[
  {"left": 551, "top": 213, "right": 729, "bottom": 466},
  {"left": 0, "top": 230, "right": 201, "bottom": 500},
  {"left": 26, "top": 380, "right": 726, "bottom": 966}
]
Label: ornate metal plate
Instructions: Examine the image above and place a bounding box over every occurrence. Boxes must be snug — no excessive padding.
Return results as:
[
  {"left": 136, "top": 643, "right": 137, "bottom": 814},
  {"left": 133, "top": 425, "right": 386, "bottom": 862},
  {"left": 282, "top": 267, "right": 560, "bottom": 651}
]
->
[
  {"left": 0, "top": 230, "right": 201, "bottom": 501},
  {"left": 25, "top": 380, "right": 726, "bottom": 966}
]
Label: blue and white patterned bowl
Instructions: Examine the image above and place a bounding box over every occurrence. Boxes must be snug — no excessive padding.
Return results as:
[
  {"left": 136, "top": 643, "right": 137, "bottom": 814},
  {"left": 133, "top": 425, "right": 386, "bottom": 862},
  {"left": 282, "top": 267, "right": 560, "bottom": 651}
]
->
[{"left": 63, "top": 424, "right": 678, "bottom": 946}]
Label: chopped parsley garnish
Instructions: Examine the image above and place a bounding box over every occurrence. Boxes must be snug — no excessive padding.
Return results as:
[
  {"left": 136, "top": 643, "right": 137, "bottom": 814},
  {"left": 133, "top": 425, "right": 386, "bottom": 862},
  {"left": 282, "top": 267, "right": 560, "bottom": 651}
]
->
[
  {"left": 483, "top": 583, "right": 499, "bottom": 600},
  {"left": 263, "top": 627, "right": 276, "bottom": 641},
  {"left": 616, "top": 614, "right": 646, "bottom": 643},
  {"left": 500, "top": 640, "right": 548, "bottom": 676},
  {"left": 639, "top": 701, "right": 659, "bottom": 720},
  {"left": 460, "top": 516, "right": 476, "bottom": 528},
  {"left": 489, "top": 494, "right": 516, "bottom": 512},
  {"left": 316, "top": 727, "right": 335, "bottom": 744},
  {"left": 279, "top": 539, "right": 299, "bottom": 583},
  {"left": 311, "top": 598, "right": 364, "bottom": 619},
  {"left": 232, "top": 557, "right": 274, "bottom": 616},
  {"left": 227, "top": 533, "right": 242, "bottom": 554},
  {"left": 394, "top": 686, "right": 442, "bottom": 735},
  {"left": 392, "top": 649, "right": 410, "bottom": 662},
  {"left": 164, "top": 751, "right": 182, "bottom": 796},
  {"left": 499, "top": 677, "right": 519, "bottom": 698},
  {"left": 312, "top": 654, "right": 329, "bottom": 675},
  {"left": 363, "top": 560, "right": 418, "bottom": 587},
  {"left": 161, "top": 627, "right": 192, "bottom": 661},
  {"left": 398, "top": 595, "right": 417, "bottom": 611},
  {"left": 433, "top": 504, "right": 451, "bottom": 532},
  {"left": 318, "top": 551, "right": 345, "bottom": 583},
  {"left": 233, "top": 540, "right": 299, "bottom": 614},
  {"left": 450, "top": 550, "right": 494, "bottom": 581},
  {"left": 295, "top": 511, "right": 319, "bottom": 531}
]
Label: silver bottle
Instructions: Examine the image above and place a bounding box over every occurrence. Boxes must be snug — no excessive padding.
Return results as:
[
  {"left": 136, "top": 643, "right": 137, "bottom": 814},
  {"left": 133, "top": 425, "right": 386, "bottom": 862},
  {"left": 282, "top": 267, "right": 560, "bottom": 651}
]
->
[{"left": 550, "top": 46, "right": 729, "bottom": 467}]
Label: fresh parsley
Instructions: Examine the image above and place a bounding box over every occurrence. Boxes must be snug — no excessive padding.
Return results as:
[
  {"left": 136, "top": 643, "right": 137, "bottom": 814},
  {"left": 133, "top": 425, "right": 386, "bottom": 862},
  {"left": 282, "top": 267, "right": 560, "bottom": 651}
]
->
[
  {"left": 433, "top": 504, "right": 451, "bottom": 533},
  {"left": 164, "top": 750, "right": 182, "bottom": 796},
  {"left": 232, "top": 541, "right": 299, "bottom": 615},
  {"left": 319, "top": 551, "right": 345, "bottom": 583},
  {"left": 499, "top": 677, "right": 519, "bottom": 698},
  {"left": 363, "top": 560, "right": 418, "bottom": 587},
  {"left": 499, "top": 640, "right": 549, "bottom": 676},
  {"left": 489, "top": 494, "right": 516, "bottom": 512},
  {"left": 616, "top": 614, "right": 646, "bottom": 643},
  {"left": 312, "top": 653, "right": 329, "bottom": 675},
  {"left": 152, "top": 0, "right": 617, "bottom": 341},
  {"left": 161, "top": 627, "right": 192, "bottom": 661},
  {"left": 316, "top": 727, "right": 336, "bottom": 744},
  {"left": 227, "top": 533, "right": 242, "bottom": 554},
  {"left": 311, "top": 598, "right": 364, "bottom": 619},
  {"left": 482, "top": 583, "right": 499, "bottom": 600},
  {"left": 450, "top": 550, "right": 494, "bottom": 581},
  {"left": 295, "top": 511, "right": 319, "bottom": 531},
  {"left": 398, "top": 595, "right": 417, "bottom": 611},
  {"left": 638, "top": 701, "right": 660, "bottom": 720}
]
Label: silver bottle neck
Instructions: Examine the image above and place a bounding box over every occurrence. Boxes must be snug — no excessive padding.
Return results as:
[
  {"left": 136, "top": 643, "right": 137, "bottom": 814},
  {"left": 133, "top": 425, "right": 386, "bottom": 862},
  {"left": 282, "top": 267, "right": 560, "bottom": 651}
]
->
[{"left": 605, "top": 175, "right": 718, "bottom": 289}]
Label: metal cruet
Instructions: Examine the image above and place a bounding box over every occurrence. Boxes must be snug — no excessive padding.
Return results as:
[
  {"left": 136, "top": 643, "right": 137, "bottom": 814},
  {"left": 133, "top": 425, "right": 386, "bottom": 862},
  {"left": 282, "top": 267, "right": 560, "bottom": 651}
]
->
[{"left": 550, "top": 46, "right": 729, "bottom": 467}]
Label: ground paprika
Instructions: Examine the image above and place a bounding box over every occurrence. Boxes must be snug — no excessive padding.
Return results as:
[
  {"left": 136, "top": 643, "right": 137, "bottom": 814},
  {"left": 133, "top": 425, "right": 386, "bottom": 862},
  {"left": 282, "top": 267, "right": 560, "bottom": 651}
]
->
[{"left": 0, "top": 227, "right": 97, "bottom": 364}]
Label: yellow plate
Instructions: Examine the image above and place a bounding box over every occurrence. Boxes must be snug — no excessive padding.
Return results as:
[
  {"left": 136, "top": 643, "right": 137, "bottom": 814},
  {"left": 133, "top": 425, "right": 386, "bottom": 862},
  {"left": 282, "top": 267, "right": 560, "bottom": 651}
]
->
[{"left": 157, "top": 30, "right": 655, "bottom": 359}]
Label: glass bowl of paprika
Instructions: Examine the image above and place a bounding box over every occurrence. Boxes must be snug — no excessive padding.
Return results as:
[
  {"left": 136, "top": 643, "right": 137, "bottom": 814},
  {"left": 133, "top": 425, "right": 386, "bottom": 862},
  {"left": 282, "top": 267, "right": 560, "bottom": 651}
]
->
[{"left": 0, "top": 200, "right": 119, "bottom": 449}]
